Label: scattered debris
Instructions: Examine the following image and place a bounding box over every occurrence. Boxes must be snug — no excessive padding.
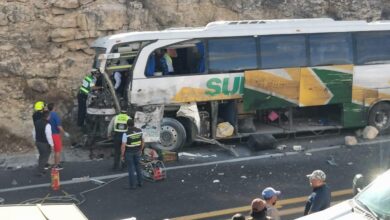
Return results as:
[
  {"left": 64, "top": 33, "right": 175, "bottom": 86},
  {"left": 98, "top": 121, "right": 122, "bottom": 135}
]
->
[
  {"left": 348, "top": 162, "right": 354, "bottom": 166},
  {"left": 327, "top": 156, "right": 338, "bottom": 166},
  {"left": 293, "top": 145, "right": 303, "bottom": 151},
  {"left": 276, "top": 145, "right": 287, "bottom": 150},
  {"left": 213, "top": 179, "right": 220, "bottom": 183},
  {"left": 305, "top": 152, "right": 312, "bottom": 156},
  {"left": 345, "top": 136, "right": 358, "bottom": 146},
  {"left": 362, "top": 126, "right": 379, "bottom": 140},
  {"left": 240, "top": 176, "right": 247, "bottom": 179},
  {"left": 218, "top": 173, "right": 224, "bottom": 176},
  {"left": 72, "top": 176, "right": 90, "bottom": 182},
  {"left": 90, "top": 179, "right": 105, "bottom": 185},
  {"left": 241, "top": 165, "right": 245, "bottom": 169},
  {"left": 181, "top": 179, "right": 185, "bottom": 183}
]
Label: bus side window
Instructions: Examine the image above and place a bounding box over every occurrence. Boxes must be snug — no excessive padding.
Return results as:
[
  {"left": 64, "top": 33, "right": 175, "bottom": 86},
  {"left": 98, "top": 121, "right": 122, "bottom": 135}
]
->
[
  {"left": 355, "top": 31, "right": 390, "bottom": 65},
  {"left": 145, "top": 40, "right": 206, "bottom": 77}
]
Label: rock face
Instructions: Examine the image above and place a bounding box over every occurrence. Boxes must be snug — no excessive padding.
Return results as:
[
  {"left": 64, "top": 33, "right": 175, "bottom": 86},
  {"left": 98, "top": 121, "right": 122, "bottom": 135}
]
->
[{"left": 0, "top": 0, "right": 389, "bottom": 151}]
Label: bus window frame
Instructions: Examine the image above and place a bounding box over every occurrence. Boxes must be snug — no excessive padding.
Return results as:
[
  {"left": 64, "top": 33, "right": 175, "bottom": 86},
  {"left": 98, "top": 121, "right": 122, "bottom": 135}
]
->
[
  {"left": 257, "top": 33, "right": 309, "bottom": 70},
  {"left": 353, "top": 30, "right": 390, "bottom": 66},
  {"left": 308, "top": 32, "right": 354, "bottom": 67},
  {"left": 207, "top": 36, "right": 259, "bottom": 74},
  {"left": 108, "top": 40, "right": 154, "bottom": 97},
  {"left": 144, "top": 39, "right": 210, "bottom": 78}
]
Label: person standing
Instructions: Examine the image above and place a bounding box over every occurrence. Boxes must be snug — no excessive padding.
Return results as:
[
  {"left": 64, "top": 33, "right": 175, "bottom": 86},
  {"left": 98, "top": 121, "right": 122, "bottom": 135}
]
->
[
  {"left": 33, "top": 101, "right": 45, "bottom": 125},
  {"left": 48, "top": 103, "right": 69, "bottom": 170},
  {"left": 249, "top": 198, "right": 271, "bottom": 220},
  {"left": 121, "top": 119, "right": 144, "bottom": 189},
  {"left": 160, "top": 49, "right": 174, "bottom": 75},
  {"left": 113, "top": 71, "right": 122, "bottom": 96},
  {"left": 262, "top": 187, "right": 281, "bottom": 220},
  {"left": 77, "top": 69, "right": 100, "bottom": 127},
  {"left": 107, "top": 110, "right": 130, "bottom": 171},
  {"left": 32, "top": 111, "right": 53, "bottom": 177},
  {"left": 304, "top": 170, "right": 331, "bottom": 215}
]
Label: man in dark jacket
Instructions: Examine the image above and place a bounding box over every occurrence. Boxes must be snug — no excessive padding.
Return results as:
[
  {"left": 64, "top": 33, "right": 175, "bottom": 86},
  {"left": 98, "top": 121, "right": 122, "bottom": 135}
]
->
[
  {"left": 304, "top": 170, "right": 331, "bottom": 215},
  {"left": 33, "top": 111, "right": 54, "bottom": 177}
]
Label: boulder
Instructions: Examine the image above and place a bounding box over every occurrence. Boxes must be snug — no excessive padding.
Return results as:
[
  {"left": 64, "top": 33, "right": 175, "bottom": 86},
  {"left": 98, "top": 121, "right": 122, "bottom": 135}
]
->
[
  {"left": 345, "top": 136, "right": 358, "bottom": 146},
  {"left": 362, "top": 126, "right": 379, "bottom": 140}
]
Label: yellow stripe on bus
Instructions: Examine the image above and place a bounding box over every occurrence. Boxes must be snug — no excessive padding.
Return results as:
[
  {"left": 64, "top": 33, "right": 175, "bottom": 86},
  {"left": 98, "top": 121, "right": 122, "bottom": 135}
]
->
[{"left": 299, "top": 67, "right": 332, "bottom": 106}]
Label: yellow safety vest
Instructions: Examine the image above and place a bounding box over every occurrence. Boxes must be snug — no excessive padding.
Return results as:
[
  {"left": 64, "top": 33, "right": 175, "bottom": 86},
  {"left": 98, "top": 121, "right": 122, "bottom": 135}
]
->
[{"left": 114, "top": 113, "right": 129, "bottom": 132}]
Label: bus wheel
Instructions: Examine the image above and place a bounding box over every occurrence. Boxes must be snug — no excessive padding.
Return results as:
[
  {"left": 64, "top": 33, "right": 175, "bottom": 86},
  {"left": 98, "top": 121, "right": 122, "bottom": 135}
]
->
[
  {"left": 368, "top": 102, "right": 390, "bottom": 133},
  {"left": 152, "top": 118, "right": 187, "bottom": 152}
]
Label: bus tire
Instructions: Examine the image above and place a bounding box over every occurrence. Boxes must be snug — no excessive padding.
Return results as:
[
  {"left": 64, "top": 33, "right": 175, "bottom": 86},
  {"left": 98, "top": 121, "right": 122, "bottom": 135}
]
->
[
  {"left": 177, "top": 117, "right": 197, "bottom": 148},
  {"left": 152, "top": 117, "right": 187, "bottom": 152},
  {"left": 368, "top": 102, "right": 390, "bottom": 133}
]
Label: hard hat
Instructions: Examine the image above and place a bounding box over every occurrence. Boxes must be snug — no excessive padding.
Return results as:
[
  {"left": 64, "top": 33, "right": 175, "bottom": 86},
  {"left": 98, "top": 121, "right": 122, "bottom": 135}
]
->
[{"left": 34, "top": 101, "right": 45, "bottom": 111}]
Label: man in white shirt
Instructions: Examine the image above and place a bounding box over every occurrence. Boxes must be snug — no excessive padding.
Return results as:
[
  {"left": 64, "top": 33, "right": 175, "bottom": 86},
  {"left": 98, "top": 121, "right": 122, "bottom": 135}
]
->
[{"left": 32, "top": 111, "right": 54, "bottom": 177}]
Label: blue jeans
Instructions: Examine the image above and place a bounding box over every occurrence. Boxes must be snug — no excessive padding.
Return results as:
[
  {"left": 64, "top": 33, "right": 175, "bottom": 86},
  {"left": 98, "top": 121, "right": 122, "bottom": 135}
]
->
[{"left": 125, "top": 151, "right": 142, "bottom": 187}]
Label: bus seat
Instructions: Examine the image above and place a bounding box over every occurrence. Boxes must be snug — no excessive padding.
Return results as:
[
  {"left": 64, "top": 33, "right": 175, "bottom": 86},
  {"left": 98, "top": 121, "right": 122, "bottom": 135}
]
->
[{"left": 145, "top": 53, "right": 156, "bottom": 77}]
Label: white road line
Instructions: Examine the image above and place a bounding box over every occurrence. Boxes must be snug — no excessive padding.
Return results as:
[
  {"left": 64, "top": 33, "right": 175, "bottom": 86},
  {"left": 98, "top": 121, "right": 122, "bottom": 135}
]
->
[{"left": 0, "top": 139, "right": 386, "bottom": 193}]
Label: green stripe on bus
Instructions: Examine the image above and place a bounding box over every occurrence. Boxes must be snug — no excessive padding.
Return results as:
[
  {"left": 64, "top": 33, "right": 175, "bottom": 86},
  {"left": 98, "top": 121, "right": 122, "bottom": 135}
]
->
[
  {"left": 107, "top": 65, "right": 132, "bottom": 70},
  {"left": 312, "top": 68, "right": 353, "bottom": 104},
  {"left": 243, "top": 88, "right": 297, "bottom": 111}
]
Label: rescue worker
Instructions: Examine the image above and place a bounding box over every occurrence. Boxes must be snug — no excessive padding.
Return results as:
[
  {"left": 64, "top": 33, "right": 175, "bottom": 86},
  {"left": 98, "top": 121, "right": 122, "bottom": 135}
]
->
[
  {"left": 107, "top": 110, "right": 130, "bottom": 171},
  {"left": 32, "top": 111, "right": 54, "bottom": 177},
  {"left": 121, "top": 119, "right": 144, "bottom": 189},
  {"left": 77, "top": 69, "right": 101, "bottom": 127},
  {"left": 33, "top": 101, "right": 46, "bottom": 126}
]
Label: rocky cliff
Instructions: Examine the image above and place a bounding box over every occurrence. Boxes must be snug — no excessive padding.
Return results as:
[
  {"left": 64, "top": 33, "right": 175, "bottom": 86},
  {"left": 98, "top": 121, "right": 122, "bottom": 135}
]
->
[{"left": 0, "top": 0, "right": 389, "bottom": 152}]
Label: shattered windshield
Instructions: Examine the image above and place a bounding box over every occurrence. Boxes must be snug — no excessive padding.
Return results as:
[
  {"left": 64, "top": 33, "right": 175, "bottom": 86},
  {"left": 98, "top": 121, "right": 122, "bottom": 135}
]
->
[
  {"left": 106, "top": 41, "right": 151, "bottom": 72},
  {"left": 355, "top": 170, "right": 390, "bottom": 218}
]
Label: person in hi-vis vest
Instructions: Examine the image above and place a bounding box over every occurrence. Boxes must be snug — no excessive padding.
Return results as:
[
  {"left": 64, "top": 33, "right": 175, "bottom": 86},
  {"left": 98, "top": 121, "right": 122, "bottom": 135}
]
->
[
  {"left": 121, "top": 119, "right": 144, "bottom": 189},
  {"left": 107, "top": 110, "right": 130, "bottom": 171}
]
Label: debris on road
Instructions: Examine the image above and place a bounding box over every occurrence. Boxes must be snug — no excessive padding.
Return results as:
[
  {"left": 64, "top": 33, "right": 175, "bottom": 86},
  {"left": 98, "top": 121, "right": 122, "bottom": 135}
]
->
[
  {"left": 293, "top": 145, "right": 303, "bottom": 151},
  {"left": 241, "top": 165, "right": 245, "bottom": 169},
  {"left": 348, "top": 162, "right": 354, "bottom": 166},
  {"left": 362, "top": 126, "right": 379, "bottom": 140},
  {"left": 276, "top": 145, "right": 287, "bottom": 150},
  {"left": 213, "top": 179, "right": 220, "bottom": 183},
  {"left": 327, "top": 156, "right": 338, "bottom": 166},
  {"left": 218, "top": 173, "right": 224, "bottom": 176},
  {"left": 240, "top": 175, "right": 247, "bottom": 179},
  {"left": 305, "top": 152, "right": 312, "bottom": 156},
  {"left": 345, "top": 136, "right": 358, "bottom": 146}
]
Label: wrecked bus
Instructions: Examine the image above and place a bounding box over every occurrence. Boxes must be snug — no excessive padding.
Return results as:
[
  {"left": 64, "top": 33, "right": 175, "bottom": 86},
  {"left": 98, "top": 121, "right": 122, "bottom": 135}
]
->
[{"left": 85, "top": 18, "right": 390, "bottom": 152}]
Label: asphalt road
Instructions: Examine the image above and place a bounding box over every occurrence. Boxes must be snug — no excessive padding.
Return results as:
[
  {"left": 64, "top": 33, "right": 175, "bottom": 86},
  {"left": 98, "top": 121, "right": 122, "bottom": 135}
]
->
[{"left": 0, "top": 133, "right": 389, "bottom": 220}]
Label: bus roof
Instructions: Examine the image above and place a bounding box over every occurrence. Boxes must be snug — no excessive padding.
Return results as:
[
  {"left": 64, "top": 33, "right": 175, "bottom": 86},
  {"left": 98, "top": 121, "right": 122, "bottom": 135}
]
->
[{"left": 92, "top": 18, "right": 390, "bottom": 50}]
